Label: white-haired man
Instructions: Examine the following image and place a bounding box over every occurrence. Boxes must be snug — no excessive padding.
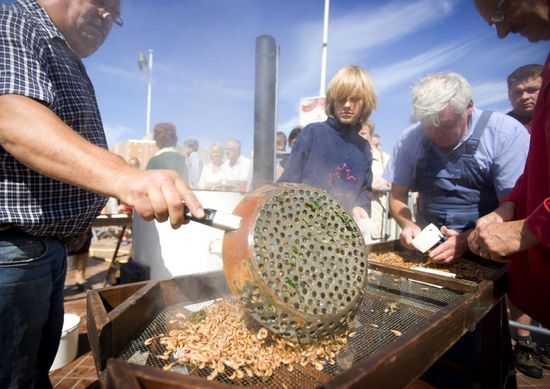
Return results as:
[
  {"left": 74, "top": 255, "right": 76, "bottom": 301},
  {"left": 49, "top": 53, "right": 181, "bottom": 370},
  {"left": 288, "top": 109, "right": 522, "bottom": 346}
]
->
[
  {"left": 221, "top": 139, "right": 253, "bottom": 191},
  {"left": 385, "top": 71, "right": 529, "bottom": 387},
  {"left": 386, "top": 72, "right": 528, "bottom": 264}
]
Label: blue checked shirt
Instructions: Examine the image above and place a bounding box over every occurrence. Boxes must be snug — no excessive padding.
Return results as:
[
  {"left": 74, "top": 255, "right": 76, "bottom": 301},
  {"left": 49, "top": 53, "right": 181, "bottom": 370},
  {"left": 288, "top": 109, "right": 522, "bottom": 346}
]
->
[{"left": 0, "top": 0, "right": 108, "bottom": 240}]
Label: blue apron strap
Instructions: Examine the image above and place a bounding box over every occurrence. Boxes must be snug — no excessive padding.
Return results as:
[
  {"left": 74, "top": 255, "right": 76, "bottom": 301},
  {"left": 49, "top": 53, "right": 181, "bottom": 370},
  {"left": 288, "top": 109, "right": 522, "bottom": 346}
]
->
[
  {"left": 464, "top": 110, "right": 492, "bottom": 156},
  {"left": 413, "top": 132, "right": 432, "bottom": 185}
]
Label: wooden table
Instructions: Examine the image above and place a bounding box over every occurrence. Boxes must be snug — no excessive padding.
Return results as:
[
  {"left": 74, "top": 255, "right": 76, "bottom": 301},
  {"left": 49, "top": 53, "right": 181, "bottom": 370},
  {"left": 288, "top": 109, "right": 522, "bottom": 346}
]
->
[{"left": 92, "top": 213, "right": 133, "bottom": 286}]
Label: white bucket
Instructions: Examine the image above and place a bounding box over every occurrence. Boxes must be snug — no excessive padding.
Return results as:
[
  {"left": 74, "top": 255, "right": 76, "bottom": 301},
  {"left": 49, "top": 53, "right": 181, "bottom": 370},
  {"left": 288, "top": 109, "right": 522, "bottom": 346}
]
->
[
  {"left": 50, "top": 313, "right": 81, "bottom": 371},
  {"left": 66, "top": 255, "right": 77, "bottom": 270}
]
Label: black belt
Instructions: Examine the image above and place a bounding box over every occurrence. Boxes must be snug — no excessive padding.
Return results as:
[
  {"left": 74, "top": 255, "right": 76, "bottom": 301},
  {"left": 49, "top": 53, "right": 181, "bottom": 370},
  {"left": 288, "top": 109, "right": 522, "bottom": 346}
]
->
[
  {"left": 0, "top": 226, "right": 37, "bottom": 238},
  {"left": 0, "top": 226, "right": 78, "bottom": 247}
]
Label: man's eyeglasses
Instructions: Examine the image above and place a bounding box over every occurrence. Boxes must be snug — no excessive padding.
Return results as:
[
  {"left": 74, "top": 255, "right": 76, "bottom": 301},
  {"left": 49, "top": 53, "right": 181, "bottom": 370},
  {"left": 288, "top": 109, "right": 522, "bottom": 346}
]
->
[
  {"left": 98, "top": 8, "right": 124, "bottom": 27},
  {"left": 490, "top": 0, "right": 507, "bottom": 23},
  {"left": 93, "top": 0, "right": 123, "bottom": 27}
]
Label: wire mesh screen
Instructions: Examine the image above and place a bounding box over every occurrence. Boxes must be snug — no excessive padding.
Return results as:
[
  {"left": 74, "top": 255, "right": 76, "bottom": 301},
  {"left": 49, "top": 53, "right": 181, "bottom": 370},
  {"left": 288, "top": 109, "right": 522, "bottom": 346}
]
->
[{"left": 118, "top": 270, "right": 464, "bottom": 388}]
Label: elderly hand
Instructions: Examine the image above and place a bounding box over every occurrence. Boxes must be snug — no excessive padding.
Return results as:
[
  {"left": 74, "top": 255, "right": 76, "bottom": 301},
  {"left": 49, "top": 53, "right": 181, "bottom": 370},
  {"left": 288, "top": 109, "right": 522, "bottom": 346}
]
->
[
  {"left": 467, "top": 219, "right": 538, "bottom": 262},
  {"left": 399, "top": 223, "right": 422, "bottom": 250},
  {"left": 429, "top": 226, "right": 469, "bottom": 264},
  {"left": 113, "top": 168, "right": 204, "bottom": 228}
]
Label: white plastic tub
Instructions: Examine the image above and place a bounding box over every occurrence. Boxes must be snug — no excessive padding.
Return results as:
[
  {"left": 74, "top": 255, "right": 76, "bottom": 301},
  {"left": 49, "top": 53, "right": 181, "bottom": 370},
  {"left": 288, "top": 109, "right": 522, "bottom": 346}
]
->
[{"left": 50, "top": 313, "right": 81, "bottom": 371}]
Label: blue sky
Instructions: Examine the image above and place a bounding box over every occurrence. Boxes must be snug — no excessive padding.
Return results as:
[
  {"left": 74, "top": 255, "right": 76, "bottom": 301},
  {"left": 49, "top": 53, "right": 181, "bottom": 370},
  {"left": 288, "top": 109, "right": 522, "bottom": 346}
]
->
[{"left": 8, "top": 0, "right": 550, "bottom": 156}]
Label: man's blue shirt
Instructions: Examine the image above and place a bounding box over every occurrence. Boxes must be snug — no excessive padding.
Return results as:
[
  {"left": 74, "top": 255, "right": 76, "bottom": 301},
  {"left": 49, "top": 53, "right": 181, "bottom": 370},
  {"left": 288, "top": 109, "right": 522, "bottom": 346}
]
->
[{"left": 385, "top": 108, "right": 529, "bottom": 196}]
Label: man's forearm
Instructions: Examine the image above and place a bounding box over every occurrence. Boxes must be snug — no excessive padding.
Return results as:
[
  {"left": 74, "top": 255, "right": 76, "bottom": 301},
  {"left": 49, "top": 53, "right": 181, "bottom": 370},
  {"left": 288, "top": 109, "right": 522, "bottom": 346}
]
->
[
  {"left": 389, "top": 195, "right": 415, "bottom": 229},
  {"left": 0, "top": 94, "right": 131, "bottom": 198}
]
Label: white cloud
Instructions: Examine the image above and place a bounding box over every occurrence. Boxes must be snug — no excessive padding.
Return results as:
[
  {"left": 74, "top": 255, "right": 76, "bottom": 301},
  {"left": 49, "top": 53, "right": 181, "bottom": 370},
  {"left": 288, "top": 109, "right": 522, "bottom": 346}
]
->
[
  {"left": 92, "top": 59, "right": 254, "bottom": 101},
  {"left": 104, "top": 123, "right": 140, "bottom": 148},
  {"left": 151, "top": 61, "right": 254, "bottom": 100},
  {"left": 370, "top": 42, "right": 475, "bottom": 94},
  {"left": 279, "top": 0, "right": 459, "bottom": 99},
  {"left": 471, "top": 80, "right": 509, "bottom": 108},
  {"left": 277, "top": 115, "right": 300, "bottom": 134},
  {"left": 94, "top": 64, "right": 144, "bottom": 82},
  {"left": 473, "top": 37, "right": 546, "bottom": 69},
  {"left": 328, "top": 0, "right": 458, "bottom": 54}
]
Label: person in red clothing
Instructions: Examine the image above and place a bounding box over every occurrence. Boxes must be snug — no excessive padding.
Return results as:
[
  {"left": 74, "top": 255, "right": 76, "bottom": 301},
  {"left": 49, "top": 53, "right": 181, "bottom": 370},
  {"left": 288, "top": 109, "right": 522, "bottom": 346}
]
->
[
  {"left": 505, "top": 63, "right": 544, "bottom": 378},
  {"left": 470, "top": 0, "right": 550, "bottom": 348}
]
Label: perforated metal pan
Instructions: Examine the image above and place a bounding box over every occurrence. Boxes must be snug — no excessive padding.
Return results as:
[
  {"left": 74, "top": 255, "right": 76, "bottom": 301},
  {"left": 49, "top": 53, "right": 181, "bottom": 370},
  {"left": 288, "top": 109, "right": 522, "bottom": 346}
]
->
[{"left": 221, "top": 183, "right": 369, "bottom": 343}]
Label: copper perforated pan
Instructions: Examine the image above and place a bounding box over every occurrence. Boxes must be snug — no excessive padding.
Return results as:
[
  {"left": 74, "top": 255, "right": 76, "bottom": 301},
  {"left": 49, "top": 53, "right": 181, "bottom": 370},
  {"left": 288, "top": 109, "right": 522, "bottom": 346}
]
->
[{"left": 189, "top": 183, "right": 369, "bottom": 343}]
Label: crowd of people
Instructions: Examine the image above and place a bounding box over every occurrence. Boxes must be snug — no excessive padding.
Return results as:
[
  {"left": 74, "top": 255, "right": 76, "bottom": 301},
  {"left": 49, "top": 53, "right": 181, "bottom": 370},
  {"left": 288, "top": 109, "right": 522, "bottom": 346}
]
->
[
  {"left": 191, "top": 138, "right": 253, "bottom": 192},
  {"left": 136, "top": 120, "right": 254, "bottom": 193},
  {"left": 0, "top": 0, "right": 549, "bottom": 387}
]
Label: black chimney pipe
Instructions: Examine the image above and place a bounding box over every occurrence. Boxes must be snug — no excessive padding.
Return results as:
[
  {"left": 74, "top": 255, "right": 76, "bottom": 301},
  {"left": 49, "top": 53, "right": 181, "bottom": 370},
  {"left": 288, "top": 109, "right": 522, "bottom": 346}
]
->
[{"left": 252, "top": 35, "right": 278, "bottom": 189}]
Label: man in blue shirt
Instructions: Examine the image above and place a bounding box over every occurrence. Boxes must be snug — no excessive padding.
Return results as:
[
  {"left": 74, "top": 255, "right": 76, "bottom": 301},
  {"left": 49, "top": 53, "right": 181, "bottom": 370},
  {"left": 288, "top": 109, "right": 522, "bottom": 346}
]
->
[
  {"left": 385, "top": 72, "right": 528, "bottom": 264},
  {"left": 386, "top": 71, "right": 529, "bottom": 388}
]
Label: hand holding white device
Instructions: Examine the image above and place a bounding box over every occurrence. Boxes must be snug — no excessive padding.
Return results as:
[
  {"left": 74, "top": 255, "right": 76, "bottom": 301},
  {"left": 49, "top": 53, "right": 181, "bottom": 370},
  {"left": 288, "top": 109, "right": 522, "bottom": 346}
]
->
[{"left": 411, "top": 223, "right": 446, "bottom": 253}]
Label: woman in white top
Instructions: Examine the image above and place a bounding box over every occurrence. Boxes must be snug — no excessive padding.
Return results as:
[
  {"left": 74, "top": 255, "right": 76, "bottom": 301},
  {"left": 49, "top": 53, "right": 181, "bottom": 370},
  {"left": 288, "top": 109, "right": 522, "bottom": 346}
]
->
[{"left": 198, "top": 143, "right": 226, "bottom": 190}]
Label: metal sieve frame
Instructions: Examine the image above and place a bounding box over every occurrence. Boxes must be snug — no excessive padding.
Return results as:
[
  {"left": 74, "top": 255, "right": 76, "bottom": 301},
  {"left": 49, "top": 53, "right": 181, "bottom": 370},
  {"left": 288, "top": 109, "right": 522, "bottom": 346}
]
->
[{"left": 223, "top": 183, "right": 369, "bottom": 343}]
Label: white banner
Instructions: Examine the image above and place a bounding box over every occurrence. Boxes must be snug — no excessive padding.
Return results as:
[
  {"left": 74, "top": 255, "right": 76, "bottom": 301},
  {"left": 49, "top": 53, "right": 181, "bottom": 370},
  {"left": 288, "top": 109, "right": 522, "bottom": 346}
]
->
[{"left": 299, "top": 96, "right": 327, "bottom": 127}]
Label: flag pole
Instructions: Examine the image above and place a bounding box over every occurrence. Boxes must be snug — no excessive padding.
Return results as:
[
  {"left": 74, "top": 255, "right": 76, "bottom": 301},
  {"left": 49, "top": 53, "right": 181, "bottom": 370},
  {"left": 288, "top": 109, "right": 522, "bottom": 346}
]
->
[
  {"left": 145, "top": 49, "right": 154, "bottom": 136},
  {"left": 319, "top": 0, "right": 329, "bottom": 97}
]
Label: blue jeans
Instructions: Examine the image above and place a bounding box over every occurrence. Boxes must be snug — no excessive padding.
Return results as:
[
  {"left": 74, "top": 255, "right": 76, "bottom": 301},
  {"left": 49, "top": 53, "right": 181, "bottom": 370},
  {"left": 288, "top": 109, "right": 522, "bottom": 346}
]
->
[{"left": 0, "top": 232, "right": 67, "bottom": 389}]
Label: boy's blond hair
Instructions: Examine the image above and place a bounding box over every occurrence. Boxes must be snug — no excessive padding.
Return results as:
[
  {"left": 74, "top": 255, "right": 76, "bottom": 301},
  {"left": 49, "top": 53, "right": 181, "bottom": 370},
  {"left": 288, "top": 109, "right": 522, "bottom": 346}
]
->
[{"left": 325, "top": 65, "right": 377, "bottom": 123}]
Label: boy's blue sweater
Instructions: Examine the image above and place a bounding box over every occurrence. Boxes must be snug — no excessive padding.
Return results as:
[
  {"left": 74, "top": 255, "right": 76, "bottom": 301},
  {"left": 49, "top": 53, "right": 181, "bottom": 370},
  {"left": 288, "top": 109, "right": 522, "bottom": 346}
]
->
[{"left": 279, "top": 118, "right": 372, "bottom": 212}]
